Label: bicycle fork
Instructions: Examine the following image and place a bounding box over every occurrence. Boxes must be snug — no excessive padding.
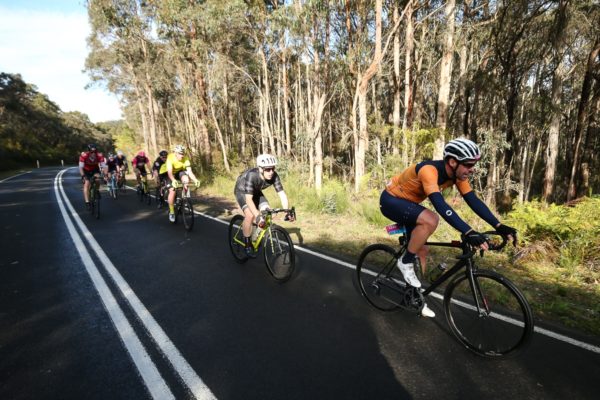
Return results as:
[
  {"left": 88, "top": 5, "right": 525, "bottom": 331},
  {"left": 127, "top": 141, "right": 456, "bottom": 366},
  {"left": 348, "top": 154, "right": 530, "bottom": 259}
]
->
[{"left": 465, "top": 262, "right": 491, "bottom": 317}]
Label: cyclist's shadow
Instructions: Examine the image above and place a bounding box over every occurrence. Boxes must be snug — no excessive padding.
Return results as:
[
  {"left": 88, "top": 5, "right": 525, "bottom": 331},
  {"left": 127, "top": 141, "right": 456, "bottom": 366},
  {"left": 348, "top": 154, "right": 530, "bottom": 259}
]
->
[{"left": 285, "top": 227, "right": 304, "bottom": 246}]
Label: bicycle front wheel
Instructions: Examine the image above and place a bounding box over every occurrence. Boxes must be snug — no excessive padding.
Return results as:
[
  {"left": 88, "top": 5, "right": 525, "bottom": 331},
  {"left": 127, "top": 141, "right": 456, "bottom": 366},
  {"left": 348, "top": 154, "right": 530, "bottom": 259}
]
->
[
  {"left": 181, "top": 198, "right": 194, "bottom": 231},
  {"left": 228, "top": 215, "right": 248, "bottom": 263},
  {"left": 356, "top": 244, "right": 401, "bottom": 311},
  {"left": 444, "top": 269, "right": 534, "bottom": 357},
  {"left": 263, "top": 226, "right": 295, "bottom": 282}
]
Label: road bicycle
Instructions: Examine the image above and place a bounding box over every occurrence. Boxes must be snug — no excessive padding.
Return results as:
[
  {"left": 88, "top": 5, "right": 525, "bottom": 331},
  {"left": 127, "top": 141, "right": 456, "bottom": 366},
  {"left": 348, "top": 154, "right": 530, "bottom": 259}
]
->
[
  {"left": 136, "top": 174, "right": 152, "bottom": 205},
  {"left": 171, "top": 182, "right": 195, "bottom": 231},
  {"left": 228, "top": 208, "right": 296, "bottom": 282},
  {"left": 356, "top": 225, "right": 534, "bottom": 357},
  {"left": 106, "top": 173, "right": 118, "bottom": 199},
  {"left": 117, "top": 169, "right": 127, "bottom": 194},
  {"left": 87, "top": 175, "right": 101, "bottom": 219},
  {"left": 155, "top": 178, "right": 167, "bottom": 209}
]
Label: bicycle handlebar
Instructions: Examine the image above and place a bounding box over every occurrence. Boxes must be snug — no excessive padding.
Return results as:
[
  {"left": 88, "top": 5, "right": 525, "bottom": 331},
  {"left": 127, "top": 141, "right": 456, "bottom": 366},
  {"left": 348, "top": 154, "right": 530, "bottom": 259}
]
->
[
  {"left": 482, "top": 231, "right": 509, "bottom": 251},
  {"left": 261, "top": 207, "right": 296, "bottom": 221}
]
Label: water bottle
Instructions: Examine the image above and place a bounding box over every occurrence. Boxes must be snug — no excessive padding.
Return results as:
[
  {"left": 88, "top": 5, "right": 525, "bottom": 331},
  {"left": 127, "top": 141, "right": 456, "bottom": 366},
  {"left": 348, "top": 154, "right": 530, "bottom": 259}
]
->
[
  {"left": 252, "top": 226, "right": 261, "bottom": 241},
  {"left": 428, "top": 262, "right": 448, "bottom": 283}
]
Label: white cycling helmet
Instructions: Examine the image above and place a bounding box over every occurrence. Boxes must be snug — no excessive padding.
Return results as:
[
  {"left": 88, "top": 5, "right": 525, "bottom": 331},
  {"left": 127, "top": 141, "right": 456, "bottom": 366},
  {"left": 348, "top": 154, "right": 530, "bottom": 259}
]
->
[
  {"left": 174, "top": 144, "right": 186, "bottom": 154},
  {"left": 443, "top": 138, "right": 481, "bottom": 162},
  {"left": 256, "top": 154, "right": 277, "bottom": 168}
]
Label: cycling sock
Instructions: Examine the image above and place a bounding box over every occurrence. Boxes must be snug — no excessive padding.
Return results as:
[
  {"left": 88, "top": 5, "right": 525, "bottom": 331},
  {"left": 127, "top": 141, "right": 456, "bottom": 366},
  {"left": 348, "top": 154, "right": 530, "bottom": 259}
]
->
[
  {"left": 244, "top": 236, "right": 251, "bottom": 247},
  {"left": 401, "top": 250, "right": 416, "bottom": 264},
  {"left": 169, "top": 205, "right": 175, "bottom": 213}
]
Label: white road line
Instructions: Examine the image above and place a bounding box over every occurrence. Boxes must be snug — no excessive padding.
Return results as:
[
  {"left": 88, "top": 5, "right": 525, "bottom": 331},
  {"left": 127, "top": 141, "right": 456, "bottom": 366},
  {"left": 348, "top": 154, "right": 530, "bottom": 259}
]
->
[
  {"left": 54, "top": 170, "right": 175, "bottom": 400},
  {"left": 0, "top": 171, "right": 31, "bottom": 183},
  {"left": 59, "top": 170, "right": 217, "bottom": 400},
  {"left": 128, "top": 180, "right": 600, "bottom": 355}
]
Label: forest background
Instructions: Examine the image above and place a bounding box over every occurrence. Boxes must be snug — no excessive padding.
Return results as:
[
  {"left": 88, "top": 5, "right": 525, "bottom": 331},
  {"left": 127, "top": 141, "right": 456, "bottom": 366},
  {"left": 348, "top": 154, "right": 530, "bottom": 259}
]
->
[{"left": 1, "top": 0, "right": 598, "bottom": 335}]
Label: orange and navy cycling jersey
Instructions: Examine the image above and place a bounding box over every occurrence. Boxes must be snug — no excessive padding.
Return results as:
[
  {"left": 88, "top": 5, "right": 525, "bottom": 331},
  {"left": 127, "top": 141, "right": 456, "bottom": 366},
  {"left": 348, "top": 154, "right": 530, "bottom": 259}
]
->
[{"left": 385, "top": 160, "right": 472, "bottom": 203}]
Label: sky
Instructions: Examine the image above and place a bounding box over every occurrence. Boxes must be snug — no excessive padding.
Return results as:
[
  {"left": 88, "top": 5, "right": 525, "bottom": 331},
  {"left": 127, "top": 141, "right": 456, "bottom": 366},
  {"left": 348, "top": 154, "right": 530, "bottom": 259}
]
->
[{"left": 0, "top": 0, "right": 122, "bottom": 123}]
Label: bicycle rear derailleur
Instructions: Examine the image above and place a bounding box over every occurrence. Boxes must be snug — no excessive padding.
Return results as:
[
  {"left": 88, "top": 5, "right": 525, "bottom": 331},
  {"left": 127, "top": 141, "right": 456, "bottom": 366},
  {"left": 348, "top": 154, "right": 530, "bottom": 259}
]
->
[{"left": 373, "top": 277, "right": 424, "bottom": 313}]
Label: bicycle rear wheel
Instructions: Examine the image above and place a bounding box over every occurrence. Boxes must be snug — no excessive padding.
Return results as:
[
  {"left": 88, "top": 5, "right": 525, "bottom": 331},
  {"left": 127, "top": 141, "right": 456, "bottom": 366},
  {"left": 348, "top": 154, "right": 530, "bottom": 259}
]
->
[
  {"left": 263, "top": 226, "right": 295, "bottom": 282},
  {"left": 228, "top": 215, "right": 248, "bottom": 263},
  {"left": 181, "top": 198, "right": 194, "bottom": 231},
  {"left": 444, "top": 269, "right": 533, "bottom": 357},
  {"left": 155, "top": 187, "right": 163, "bottom": 208},
  {"left": 356, "top": 244, "right": 401, "bottom": 311}
]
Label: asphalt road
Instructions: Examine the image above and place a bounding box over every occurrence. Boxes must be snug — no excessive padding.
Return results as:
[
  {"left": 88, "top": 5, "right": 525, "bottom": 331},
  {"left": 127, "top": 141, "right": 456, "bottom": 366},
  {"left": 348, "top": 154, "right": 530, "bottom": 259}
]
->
[{"left": 1, "top": 167, "right": 599, "bottom": 400}]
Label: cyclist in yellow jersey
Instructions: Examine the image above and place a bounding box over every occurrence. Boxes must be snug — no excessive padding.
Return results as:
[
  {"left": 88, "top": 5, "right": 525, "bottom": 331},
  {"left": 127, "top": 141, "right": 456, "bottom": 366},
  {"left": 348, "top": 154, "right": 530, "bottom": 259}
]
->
[{"left": 159, "top": 144, "right": 200, "bottom": 222}]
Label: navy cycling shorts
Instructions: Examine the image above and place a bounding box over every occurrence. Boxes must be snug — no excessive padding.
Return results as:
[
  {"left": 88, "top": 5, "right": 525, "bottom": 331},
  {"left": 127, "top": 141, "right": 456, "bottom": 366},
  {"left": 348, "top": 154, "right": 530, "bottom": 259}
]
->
[{"left": 379, "top": 190, "right": 427, "bottom": 239}]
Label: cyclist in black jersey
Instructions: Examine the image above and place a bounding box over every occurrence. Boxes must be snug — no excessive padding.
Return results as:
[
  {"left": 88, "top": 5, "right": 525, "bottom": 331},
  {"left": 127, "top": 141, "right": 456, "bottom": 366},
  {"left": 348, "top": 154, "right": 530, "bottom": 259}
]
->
[
  {"left": 152, "top": 150, "right": 168, "bottom": 186},
  {"left": 234, "top": 154, "right": 295, "bottom": 257}
]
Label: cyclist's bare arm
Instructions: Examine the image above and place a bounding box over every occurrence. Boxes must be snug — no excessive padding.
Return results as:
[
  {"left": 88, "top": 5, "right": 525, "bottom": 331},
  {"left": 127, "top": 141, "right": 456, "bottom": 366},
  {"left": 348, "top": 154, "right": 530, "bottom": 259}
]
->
[
  {"left": 186, "top": 167, "right": 199, "bottom": 184},
  {"left": 277, "top": 190, "right": 290, "bottom": 209}
]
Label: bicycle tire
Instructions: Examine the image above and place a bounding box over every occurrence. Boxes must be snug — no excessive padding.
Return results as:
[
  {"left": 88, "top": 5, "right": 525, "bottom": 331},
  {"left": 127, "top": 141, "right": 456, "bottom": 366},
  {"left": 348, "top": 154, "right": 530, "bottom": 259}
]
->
[
  {"left": 356, "top": 244, "right": 401, "bottom": 312},
  {"left": 146, "top": 185, "right": 152, "bottom": 205},
  {"left": 444, "top": 269, "right": 534, "bottom": 357},
  {"left": 181, "top": 198, "right": 194, "bottom": 231},
  {"left": 228, "top": 215, "right": 249, "bottom": 263},
  {"left": 93, "top": 188, "right": 100, "bottom": 219},
  {"left": 155, "top": 187, "right": 163, "bottom": 208},
  {"left": 263, "top": 226, "right": 295, "bottom": 282}
]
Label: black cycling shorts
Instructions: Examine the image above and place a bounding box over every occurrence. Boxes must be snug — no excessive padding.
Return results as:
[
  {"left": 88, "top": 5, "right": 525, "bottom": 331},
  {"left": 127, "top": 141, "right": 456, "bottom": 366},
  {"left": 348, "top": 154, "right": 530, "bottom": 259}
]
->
[{"left": 235, "top": 190, "right": 269, "bottom": 211}]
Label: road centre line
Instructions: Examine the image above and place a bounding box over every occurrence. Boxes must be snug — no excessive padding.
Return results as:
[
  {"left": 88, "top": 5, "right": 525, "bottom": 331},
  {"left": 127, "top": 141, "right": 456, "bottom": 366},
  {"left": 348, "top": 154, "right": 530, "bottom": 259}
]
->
[
  {"left": 0, "top": 171, "right": 31, "bottom": 183},
  {"left": 54, "top": 170, "right": 175, "bottom": 400},
  {"left": 125, "top": 179, "right": 600, "bottom": 355},
  {"left": 58, "top": 169, "right": 217, "bottom": 400}
]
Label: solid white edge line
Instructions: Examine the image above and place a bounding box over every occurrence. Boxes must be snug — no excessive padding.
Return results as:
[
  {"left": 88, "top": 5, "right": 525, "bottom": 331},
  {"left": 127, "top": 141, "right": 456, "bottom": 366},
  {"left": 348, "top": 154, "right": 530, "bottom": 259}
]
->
[
  {"left": 0, "top": 171, "right": 31, "bottom": 183},
  {"left": 61, "top": 170, "right": 216, "bottom": 400},
  {"left": 127, "top": 181, "right": 600, "bottom": 355},
  {"left": 54, "top": 170, "right": 175, "bottom": 400}
]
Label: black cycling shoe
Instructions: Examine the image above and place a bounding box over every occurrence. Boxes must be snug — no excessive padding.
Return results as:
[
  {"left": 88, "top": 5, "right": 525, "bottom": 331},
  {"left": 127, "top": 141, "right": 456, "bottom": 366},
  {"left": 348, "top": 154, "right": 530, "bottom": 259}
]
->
[
  {"left": 245, "top": 246, "right": 257, "bottom": 259},
  {"left": 85, "top": 202, "right": 91, "bottom": 210}
]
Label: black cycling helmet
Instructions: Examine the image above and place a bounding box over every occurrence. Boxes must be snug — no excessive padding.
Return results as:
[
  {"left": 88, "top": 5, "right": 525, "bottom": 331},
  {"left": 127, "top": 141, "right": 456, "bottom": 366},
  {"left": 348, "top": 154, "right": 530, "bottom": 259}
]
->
[
  {"left": 87, "top": 143, "right": 97, "bottom": 151},
  {"left": 159, "top": 150, "right": 168, "bottom": 157}
]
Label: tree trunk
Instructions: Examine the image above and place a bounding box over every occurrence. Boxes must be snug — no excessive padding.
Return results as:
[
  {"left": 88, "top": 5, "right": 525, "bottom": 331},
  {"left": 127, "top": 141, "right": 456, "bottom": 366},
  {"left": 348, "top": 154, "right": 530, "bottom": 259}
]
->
[
  {"left": 393, "top": 3, "right": 401, "bottom": 157},
  {"left": 567, "top": 40, "right": 600, "bottom": 201},
  {"left": 354, "top": 0, "right": 382, "bottom": 192},
  {"left": 434, "top": 0, "right": 456, "bottom": 159},
  {"left": 542, "top": 0, "right": 569, "bottom": 203},
  {"left": 402, "top": 1, "right": 414, "bottom": 166}
]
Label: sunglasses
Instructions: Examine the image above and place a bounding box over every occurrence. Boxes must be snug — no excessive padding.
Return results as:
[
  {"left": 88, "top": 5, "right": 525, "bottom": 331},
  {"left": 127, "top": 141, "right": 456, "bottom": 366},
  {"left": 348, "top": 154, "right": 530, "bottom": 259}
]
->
[
  {"left": 461, "top": 162, "right": 477, "bottom": 169},
  {"left": 262, "top": 167, "right": 275, "bottom": 172}
]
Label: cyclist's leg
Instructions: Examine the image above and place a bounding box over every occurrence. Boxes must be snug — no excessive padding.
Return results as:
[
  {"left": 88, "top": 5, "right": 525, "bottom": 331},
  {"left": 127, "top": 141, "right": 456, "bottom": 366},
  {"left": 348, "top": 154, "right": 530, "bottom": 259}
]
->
[
  {"left": 235, "top": 191, "right": 254, "bottom": 238},
  {"left": 379, "top": 190, "right": 426, "bottom": 285},
  {"left": 134, "top": 167, "right": 141, "bottom": 185},
  {"left": 257, "top": 195, "right": 270, "bottom": 212},
  {"left": 82, "top": 173, "right": 92, "bottom": 203}
]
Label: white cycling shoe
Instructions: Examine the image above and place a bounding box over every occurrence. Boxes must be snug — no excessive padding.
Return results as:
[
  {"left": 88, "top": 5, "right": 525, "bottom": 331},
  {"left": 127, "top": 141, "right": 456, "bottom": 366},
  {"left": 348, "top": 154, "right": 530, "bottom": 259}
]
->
[
  {"left": 421, "top": 303, "right": 435, "bottom": 318},
  {"left": 396, "top": 258, "right": 422, "bottom": 288}
]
